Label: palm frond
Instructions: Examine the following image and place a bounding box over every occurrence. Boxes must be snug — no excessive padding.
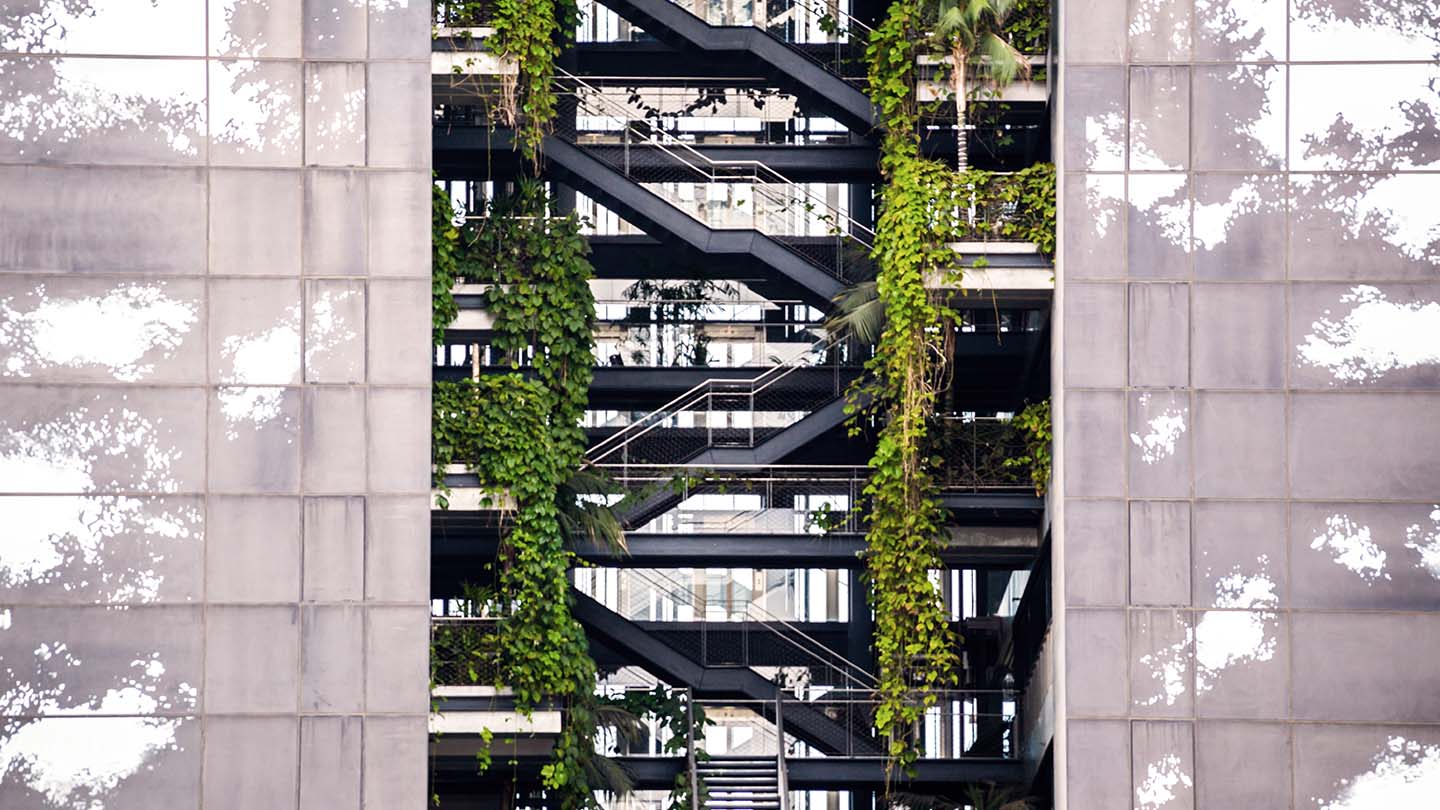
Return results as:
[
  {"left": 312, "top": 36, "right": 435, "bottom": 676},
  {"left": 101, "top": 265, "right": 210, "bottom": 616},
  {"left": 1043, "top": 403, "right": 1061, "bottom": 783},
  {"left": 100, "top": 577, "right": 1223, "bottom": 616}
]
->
[
  {"left": 828, "top": 279, "right": 886, "bottom": 343},
  {"left": 584, "top": 752, "right": 637, "bottom": 797},
  {"left": 594, "top": 703, "right": 646, "bottom": 744},
  {"left": 977, "top": 31, "right": 1030, "bottom": 86},
  {"left": 557, "top": 468, "right": 630, "bottom": 555}
]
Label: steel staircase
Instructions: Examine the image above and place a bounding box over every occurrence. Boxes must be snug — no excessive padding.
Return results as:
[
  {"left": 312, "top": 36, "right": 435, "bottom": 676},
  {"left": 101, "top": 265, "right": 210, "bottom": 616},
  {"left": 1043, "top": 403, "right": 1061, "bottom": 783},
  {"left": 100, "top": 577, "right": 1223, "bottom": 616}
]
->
[
  {"left": 571, "top": 565, "right": 883, "bottom": 756},
  {"left": 547, "top": 70, "right": 875, "bottom": 307},
  {"left": 699, "top": 757, "right": 788, "bottom": 810},
  {"left": 595, "top": 0, "right": 875, "bottom": 133},
  {"left": 585, "top": 332, "right": 860, "bottom": 527},
  {"left": 588, "top": 333, "right": 853, "bottom": 466}
]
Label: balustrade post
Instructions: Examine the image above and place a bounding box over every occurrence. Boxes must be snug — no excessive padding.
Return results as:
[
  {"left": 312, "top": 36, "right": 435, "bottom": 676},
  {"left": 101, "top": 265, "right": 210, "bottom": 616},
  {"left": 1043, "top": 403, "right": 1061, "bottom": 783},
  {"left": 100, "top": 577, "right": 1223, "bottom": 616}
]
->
[{"left": 686, "top": 688, "right": 699, "bottom": 810}]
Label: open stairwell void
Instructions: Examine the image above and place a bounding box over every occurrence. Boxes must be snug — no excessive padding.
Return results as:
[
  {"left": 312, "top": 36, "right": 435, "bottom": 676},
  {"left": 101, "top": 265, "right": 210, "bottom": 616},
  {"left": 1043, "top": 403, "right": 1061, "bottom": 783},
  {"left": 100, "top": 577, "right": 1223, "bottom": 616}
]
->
[
  {"left": 584, "top": 333, "right": 860, "bottom": 527},
  {"left": 547, "top": 71, "right": 875, "bottom": 308},
  {"left": 593, "top": 0, "right": 875, "bottom": 133},
  {"left": 570, "top": 577, "right": 884, "bottom": 757}
]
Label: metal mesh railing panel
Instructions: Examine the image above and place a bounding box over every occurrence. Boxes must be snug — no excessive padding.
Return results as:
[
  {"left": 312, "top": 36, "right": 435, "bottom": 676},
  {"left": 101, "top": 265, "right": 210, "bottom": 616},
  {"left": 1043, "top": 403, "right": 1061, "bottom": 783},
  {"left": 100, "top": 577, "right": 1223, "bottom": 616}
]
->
[{"left": 431, "top": 618, "right": 502, "bottom": 687}]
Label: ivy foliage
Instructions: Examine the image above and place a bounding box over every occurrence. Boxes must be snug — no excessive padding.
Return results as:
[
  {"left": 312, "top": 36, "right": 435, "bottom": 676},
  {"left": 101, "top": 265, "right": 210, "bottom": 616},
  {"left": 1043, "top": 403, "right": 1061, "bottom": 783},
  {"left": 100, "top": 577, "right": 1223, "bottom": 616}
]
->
[
  {"left": 431, "top": 181, "right": 601, "bottom": 808},
  {"left": 951, "top": 162, "right": 1056, "bottom": 255},
  {"left": 1006, "top": 0, "right": 1050, "bottom": 54},
  {"left": 1002, "top": 400, "right": 1051, "bottom": 495},
  {"left": 433, "top": 183, "right": 463, "bottom": 346},
  {"left": 490, "top": 0, "right": 580, "bottom": 165},
  {"left": 604, "top": 687, "right": 713, "bottom": 810},
  {"left": 429, "top": 372, "right": 603, "bottom": 809},
  {"left": 861, "top": 0, "right": 964, "bottom": 784},
  {"left": 464, "top": 181, "right": 596, "bottom": 466}
]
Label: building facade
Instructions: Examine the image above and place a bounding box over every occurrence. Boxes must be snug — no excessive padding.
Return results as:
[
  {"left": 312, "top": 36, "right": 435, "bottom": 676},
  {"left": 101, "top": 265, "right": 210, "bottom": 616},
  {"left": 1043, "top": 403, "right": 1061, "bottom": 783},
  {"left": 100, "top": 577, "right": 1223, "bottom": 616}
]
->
[
  {"left": 1057, "top": 1, "right": 1440, "bottom": 806},
  {"left": 1, "top": 0, "right": 1437, "bottom": 808},
  {"left": 0, "top": 1, "right": 432, "bottom": 807}
]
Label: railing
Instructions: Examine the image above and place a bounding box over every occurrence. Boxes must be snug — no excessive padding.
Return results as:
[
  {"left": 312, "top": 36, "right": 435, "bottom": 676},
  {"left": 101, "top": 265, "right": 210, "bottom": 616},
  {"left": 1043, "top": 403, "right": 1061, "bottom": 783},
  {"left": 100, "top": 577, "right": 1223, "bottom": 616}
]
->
[
  {"left": 440, "top": 84, "right": 853, "bottom": 147},
  {"left": 593, "top": 319, "right": 827, "bottom": 370},
  {"left": 431, "top": 616, "right": 502, "bottom": 687},
  {"left": 935, "top": 416, "right": 1033, "bottom": 492},
  {"left": 1009, "top": 539, "right": 1050, "bottom": 690},
  {"left": 580, "top": 564, "right": 877, "bottom": 690},
  {"left": 690, "top": 690, "right": 1022, "bottom": 760},
  {"left": 434, "top": 0, "right": 495, "bottom": 27},
  {"left": 941, "top": 167, "right": 1055, "bottom": 246},
  {"left": 585, "top": 331, "right": 858, "bottom": 468},
  {"left": 554, "top": 69, "right": 876, "bottom": 283},
  {"left": 663, "top": 0, "right": 874, "bottom": 87},
  {"left": 594, "top": 464, "right": 867, "bottom": 534}
]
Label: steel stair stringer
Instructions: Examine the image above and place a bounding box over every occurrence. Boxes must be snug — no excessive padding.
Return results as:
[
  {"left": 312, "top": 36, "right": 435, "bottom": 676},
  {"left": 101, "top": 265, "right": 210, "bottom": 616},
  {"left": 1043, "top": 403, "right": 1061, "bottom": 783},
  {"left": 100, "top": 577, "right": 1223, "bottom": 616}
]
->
[
  {"left": 689, "top": 394, "right": 851, "bottom": 467},
  {"left": 571, "top": 589, "right": 878, "bottom": 755},
  {"left": 543, "top": 135, "right": 846, "bottom": 306},
  {"left": 594, "top": 0, "right": 875, "bottom": 134}
]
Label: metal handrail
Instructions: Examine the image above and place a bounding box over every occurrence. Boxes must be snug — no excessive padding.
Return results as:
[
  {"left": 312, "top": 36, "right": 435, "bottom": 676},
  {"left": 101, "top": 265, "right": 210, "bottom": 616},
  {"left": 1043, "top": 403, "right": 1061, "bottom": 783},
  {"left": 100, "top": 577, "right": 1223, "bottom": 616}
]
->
[
  {"left": 584, "top": 331, "right": 849, "bottom": 465},
  {"left": 774, "top": 684, "right": 790, "bottom": 810},
  {"left": 686, "top": 688, "right": 700, "bottom": 810},
  {"left": 691, "top": 690, "right": 1022, "bottom": 760},
  {"left": 556, "top": 68, "right": 877, "bottom": 246},
  {"left": 618, "top": 565, "right": 878, "bottom": 689}
]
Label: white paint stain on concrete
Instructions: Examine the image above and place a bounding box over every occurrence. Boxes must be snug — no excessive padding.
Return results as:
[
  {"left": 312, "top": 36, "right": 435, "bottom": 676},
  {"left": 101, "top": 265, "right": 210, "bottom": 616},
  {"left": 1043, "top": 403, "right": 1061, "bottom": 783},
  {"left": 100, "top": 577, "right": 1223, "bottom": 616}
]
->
[
  {"left": 0, "top": 715, "right": 184, "bottom": 807},
  {"left": 1136, "top": 623, "right": 1191, "bottom": 708},
  {"left": 0, "top": 406, "right": 181, "bottom": 494},
  {"left": 1130, "top": 396, "right": 1187, "bottom": 464},
  {"left": 1317, "top": 736, "right": 1440, "bottom": 810},
  {"left": 1193, "top": 181, "right": 1261, "bottom": 251},
  {"left": 1195, "top": 559, "right": 1279, "bottom": 693},
  {"left": 0, "top": 283, "right": 197, "bottom": 381},
  {"left": 1084, "top": 111, "right": 1126, "bottom": 170},
  {"left": 1135, "top": 754, "right": 1194, "bottom": 810},
  {"left": 0, "top": 496, "right": 198, "bottom": 603},
  {"left": 1298, "top": 286, "right": 1440, "bottom": 383},
  {"left": 1404, "top": 507, "right": 1440, "bottom": 581},
  {"left": 1128, "top": 174, "right": 1190, "bottom": 249},
  {"left": 1311, "top": 514, "right": 1390, "bottom": 583}
]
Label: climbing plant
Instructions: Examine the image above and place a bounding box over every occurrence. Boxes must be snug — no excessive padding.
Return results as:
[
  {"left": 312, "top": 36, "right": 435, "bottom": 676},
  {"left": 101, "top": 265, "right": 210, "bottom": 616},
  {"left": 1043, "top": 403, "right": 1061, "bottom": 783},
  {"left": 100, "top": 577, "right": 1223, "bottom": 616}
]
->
[
  {"left": 604, "top": 686, "right": 712, "bottom": 810},
  {"left": 461, "top": 181, "right": 596, "bottom": 466},
  {"left": 490, "top": 0, "right": 581, "bottom": 165},
  {"left": 950, "top": 163, "right": 1056, "bottom": 255},
  {"left": 1005, "top": 0, "right": 1050, "bottom": 54},
  {"left": 860, "top": 0, "right": 964, "bottom": 786},
  {"left": 431, "top": 372, "right": 604, "bottom": 810},
  {"left": 432, "top": 185, "right": 601, "bottom": 805},
  {"left": 433, "top": 183, "right": 463, "bottom": 346},
  {"left": 1002, "top": 400, "right": 1051, "bottom": 495}
]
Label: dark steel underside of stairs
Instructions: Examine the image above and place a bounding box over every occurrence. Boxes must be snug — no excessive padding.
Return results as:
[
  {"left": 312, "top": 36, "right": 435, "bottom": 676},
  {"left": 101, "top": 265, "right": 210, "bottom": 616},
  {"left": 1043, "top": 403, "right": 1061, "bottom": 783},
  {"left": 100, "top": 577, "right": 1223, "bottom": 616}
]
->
[
  {"left": 571, "top": 589, "right": 881, "bottom": 756},
  {"left": 595, "top": 0, "right": 876, "bottom": 134},
  {"left": 542, "top": 136, "right": 847, "bottom": 306}
]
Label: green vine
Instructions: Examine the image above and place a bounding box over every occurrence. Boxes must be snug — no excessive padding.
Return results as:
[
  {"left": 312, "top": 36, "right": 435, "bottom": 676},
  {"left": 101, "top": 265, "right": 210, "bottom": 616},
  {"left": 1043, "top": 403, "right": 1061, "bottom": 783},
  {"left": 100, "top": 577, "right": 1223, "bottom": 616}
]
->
[
  {"left": 952, "top": 163, "right": 1056, "bottom": 255},
  {"left": 1006, "top": 0, "right": 1050, "bottom": 54},
  {"left": 464, "top": 182, "right": 596, "bottom": 466},
  {"left": 861, "top": 0, "right": 964, "bottom": 785},
  {"left": 490, "top": 0, "right": 580, "bottom": 165},
  {"left": 1002, "top": 400, "right": 1051, "bottom": 495},
  {"left": 604, "top": 687, "right": 712, "bottom": 810},
  {"left": 433, "top": 182, "right": 463, "bottom": 346},
  {"left": 432, "top": 181, "right": 600, "bottom": 807}
]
